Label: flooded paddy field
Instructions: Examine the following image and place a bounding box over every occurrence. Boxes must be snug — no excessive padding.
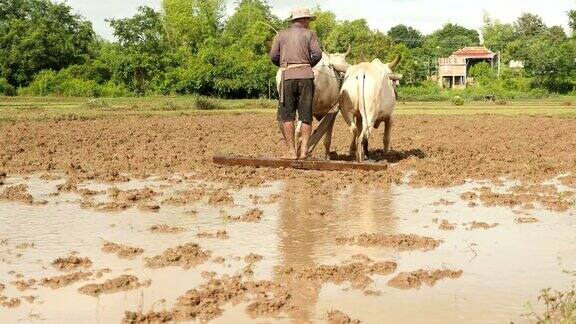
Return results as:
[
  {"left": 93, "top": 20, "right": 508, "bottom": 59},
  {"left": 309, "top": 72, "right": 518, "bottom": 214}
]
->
[
  {"left": 1, "top": 174, "right": 575, "bottom": 323},
  {"left": 0, "top": 112, "right": 575, "bottom": 323}
]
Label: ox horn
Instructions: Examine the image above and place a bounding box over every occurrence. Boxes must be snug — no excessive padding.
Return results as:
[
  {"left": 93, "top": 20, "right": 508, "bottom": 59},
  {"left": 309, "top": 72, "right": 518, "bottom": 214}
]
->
[
  {"left": 388, "top": 55, "right": 401, "bottom": 69},
  {"left": 344, "top": 44, "right": 351, "bottom": 56}
]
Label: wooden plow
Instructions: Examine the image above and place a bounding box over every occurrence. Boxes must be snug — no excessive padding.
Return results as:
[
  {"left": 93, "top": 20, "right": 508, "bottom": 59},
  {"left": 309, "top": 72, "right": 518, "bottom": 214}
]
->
[{"left": 212, "top": 105, "right": 388, "bottom": 172}]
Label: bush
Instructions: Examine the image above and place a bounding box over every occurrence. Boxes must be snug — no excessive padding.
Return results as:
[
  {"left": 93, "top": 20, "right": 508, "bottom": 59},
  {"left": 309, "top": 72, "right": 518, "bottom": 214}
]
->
[
  {"left": 19, "top": 70, "right": 63, "bottom": 96},
  {"left": 59, "top": 78, "right": 100, "bottom": 97},
  {"left": 0, "top": 78, "right": 15, "bottom": 96},
  {"left": 19, "top": 70, "right": 99, "bottom": 97},
  {"left": 85, "top": 98, "right": 109, "bottom": 109},
  {"left": 194, "top": 96, "right": 221, "bottom": 110},
  {"left": 452, "top": 96, "right": 464, "bottom": 106},
  {"left": 18, "top": 69, "right": 130, "bottom": 97},
  {"left": 99, "top": 81, "right": 130, "bottom": 97}
]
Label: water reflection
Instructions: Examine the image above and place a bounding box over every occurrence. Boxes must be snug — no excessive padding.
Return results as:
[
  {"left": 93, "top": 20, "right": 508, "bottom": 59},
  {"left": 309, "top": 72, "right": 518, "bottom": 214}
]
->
[{"left": 276, "top": 180, "right": 398, "bottom": 322}]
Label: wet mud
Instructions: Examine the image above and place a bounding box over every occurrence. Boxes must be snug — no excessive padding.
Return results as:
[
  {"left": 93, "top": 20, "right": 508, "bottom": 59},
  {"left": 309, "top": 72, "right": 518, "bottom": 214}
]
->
[
  {"left": 0, "top": 184, "right": 33, "bottom": 204},
  {"left": 144, "top": 243, "right": 211, "bottom": 269},
  {"left": 78, "top": 275, "right": 151, "bottom": 297},
  {"left": 52, "top": 255, "right": 93, "bottom": 272},
  {"left": 148, "top": 224, "right": 186, "bottom": 234},
  {"left": 225, "top": 208, "right": 263, "bottom": 223},
  {"left": 1, "top": 115, "right": 576, "bottom": 190},
  {"left": 327, "top": 310, "right": 361, "bottom": 324},
  {"left": 197, "top": 230, "right": 229, "bottom": 240},
  {"left": 387, "top": 269, "right": 464, "bottom": 290},
  {"left": 335, "top": 233, "right": 441, "bottom": 251},
  {"left": 0, "top": 113, "right": 575, "bottom": 323},
  {"left": 102, "top": 242, "right": 144, "bottom": 260}
]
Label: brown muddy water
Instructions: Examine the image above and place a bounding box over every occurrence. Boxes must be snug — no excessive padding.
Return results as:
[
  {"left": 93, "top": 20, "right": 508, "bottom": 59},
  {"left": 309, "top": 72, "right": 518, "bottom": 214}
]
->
[{"left": 0, "top": 174, "right": 575, "bottom": 323}]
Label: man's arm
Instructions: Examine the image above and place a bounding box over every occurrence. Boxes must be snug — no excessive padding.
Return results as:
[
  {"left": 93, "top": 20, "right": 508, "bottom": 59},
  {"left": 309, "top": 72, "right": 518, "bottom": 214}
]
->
[
  {"left": 270, "top": 34, "right": 281, "bottom": 67},
  {"left": 309, "top": 32, "right": 322, "bottom": 67}
]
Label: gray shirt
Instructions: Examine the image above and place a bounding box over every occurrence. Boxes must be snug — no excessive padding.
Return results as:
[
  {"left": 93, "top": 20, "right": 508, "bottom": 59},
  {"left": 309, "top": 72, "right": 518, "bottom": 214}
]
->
[{"left": 270, "top": 22, "right": 322, "bottom": 80}]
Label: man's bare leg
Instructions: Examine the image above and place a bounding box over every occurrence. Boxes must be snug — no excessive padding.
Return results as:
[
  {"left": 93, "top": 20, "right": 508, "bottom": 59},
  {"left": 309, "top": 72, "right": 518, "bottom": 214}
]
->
[
  {"left": 299, "top": 122, "right": 312, "bottom": 159},
  {"left": 282, "top": 121, "right": 298, "bottom": 160}
]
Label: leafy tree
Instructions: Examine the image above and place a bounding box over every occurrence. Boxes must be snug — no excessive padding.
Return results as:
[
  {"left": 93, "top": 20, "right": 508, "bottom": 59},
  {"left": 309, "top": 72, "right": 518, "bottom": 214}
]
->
[
  {"left": 428, "top": 23, "right": 480, "bottom": 57},
  {"left": 310, "top": 8, "right": 337, "bottom": 44},
  {"left": 221, "top": 0, "right": 280, "bottom": 55},
  {"left": 568, "top": 10, "right": 576, "bottom": 36},
  {"left": 468, "top": 61, "right": 496, "bottom": 86},
  {"left": 524, "top": 37, "right": 576, "bottom": 92},
  {"left": 0, "top": 77, "right": 15, "bottom": 96},
  {"left": 0, "top": 0, "right": 95, "bottom": 86},
  {"left": 162, "top": 0, "right": 224, "bottom": 52},
  {"left": 325, "top": 19, "right": 392, "bottom": 62},
  {"left": 109, "top": 7, "right": 165, "bottom": 53},
  {"left": 514, "top": 13, "right": 546, "bottom": 37},
  {"left": 386, "top": 44, "right": 426, "bottom": 85},
  {"left": 482, "top": 15, "right": 515, "bottom": 56},
  {"left": 543, "top": 26, "right": 568, "bottom": 43},
  {"left": 387, "top": 24, "right": 424, "bottom": 49},
  {"left": 109, "top": 6, "right": 176, "bottom": 94}
]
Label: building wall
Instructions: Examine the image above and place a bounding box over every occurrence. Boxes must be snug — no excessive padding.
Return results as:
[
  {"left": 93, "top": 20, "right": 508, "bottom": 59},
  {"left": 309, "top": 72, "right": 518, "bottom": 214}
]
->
[{"left": 438, "top": 57, "right": 467, "bottom": 88}]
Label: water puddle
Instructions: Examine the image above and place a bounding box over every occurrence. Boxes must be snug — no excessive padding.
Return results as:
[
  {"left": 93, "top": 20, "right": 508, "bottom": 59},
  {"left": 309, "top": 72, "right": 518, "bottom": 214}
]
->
[{"left": 0, "top": 174, "right": 574, "bottom": 323}]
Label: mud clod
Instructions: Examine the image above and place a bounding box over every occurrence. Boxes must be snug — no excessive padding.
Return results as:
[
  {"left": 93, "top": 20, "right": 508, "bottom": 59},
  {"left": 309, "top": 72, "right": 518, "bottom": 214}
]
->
[
  {"left": 138, "top": 204, "right": 160, "bottom": 212},
  {"left": 244, "top": 253, "right": 263, "bottom": 264},
  {"left": 225, "top": 208, "right": 263, "bottom": 223},
  {"left": 102, "top": 242, "right": 144, "bottom": 259},
  {"left": 78, "top": 275, "right": 151, "bottom": 297},
  {"left": 516, "top": 217, "right": 539, "bottom": 224},
  {"left": 439, "top": 220, "right": 456, "bottom": 231},
  {"left": 208, "top": 188, "right": 234, "bottom": 206},
  {"left": 149, "top": 224, "right": 186, "bottom": 234},
  {"left": 112, "top": 187, "right": 159, "bottom": 203},
  {"left": 0, "top": 184, "right": 33, "bottom": 204},
  {"left": 124, "top": 275, "right": 292, "bottom": 323},
  {"left": 0, "top": 296, "right": 21, "bottom": 308},
  {"left": 196, "top": 230, "right": 229, "bottom": 240},
  {"left": 284, "top": 261, "right": 397, "bottom": 290},
  {"left": 469, "top": 221, "right": 499, "bottom": 230},
  {"left": 145, "top": 243, "right": 211, "bottom": 269},
  {"left": 327, "top": 310, "right": 361, "bottom": 324},
  {"left": 52, "top": 255, "right": 92, "bottom": 272},
  {"left": 387, "top": 269, "right": 463, "bottom": 290},
  {"left": 41, "top": 271, "right": 93, "bottom": 289},
  {"left": 12, "top": 279, "right": 36, "bottom": 291},
  {"left": 336, "top": 233, "right": 441, "bottom": 251}
]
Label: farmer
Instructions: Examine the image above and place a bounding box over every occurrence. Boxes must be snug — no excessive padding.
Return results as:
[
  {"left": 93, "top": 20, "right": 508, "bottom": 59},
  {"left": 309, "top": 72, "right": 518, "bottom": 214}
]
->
[{"left": 270, "top": 7, "right": 322, "bottom": 160}]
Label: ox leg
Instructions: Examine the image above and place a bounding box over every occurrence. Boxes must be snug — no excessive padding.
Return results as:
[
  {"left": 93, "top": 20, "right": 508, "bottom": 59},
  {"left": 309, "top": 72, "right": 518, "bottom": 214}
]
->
[
  {"left": 356, "top": 131, "right": 365, "bottom": 163},
  {"left": 323, "top": 117, "right": 336, "bottom": 160},
  {"left": 362, "top": 138, "right": 369, "bottom": 160},
  {"left": 349, "top": 117, "right": 360, "bottom": 155},
  {"left": 383, "top": 116, "right": 394, "bottom": 156}
]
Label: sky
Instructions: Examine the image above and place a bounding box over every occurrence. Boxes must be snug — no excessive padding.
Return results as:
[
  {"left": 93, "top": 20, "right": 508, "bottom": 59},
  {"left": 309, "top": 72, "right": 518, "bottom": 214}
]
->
[{"left": 58, "top": 0, "right": 576, "bottom": 40}]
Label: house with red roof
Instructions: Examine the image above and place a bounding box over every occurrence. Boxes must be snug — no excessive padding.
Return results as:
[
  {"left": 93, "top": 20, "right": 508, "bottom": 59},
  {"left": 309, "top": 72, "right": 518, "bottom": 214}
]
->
[{"left": 438, "top": 46, "right": 498, "bottom": 89}]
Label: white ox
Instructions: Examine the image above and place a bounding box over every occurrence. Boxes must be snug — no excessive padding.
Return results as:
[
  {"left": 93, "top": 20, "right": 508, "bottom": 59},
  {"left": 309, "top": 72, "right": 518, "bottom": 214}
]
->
[
  {"left": 276, "top": 50, "right": 350, "bottom": 159},
  {"left": 338, "top": 57, "right": 401, "bottom": 162}
]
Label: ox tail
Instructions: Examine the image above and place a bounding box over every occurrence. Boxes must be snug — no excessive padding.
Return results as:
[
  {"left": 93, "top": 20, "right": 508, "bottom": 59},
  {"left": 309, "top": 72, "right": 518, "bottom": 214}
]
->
[{"left": 358, "top": 71, "right": 371, "bottom": 143}]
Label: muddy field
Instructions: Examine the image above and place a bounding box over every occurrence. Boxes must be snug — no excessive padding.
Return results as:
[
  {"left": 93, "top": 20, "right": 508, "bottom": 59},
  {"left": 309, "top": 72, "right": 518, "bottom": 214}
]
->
[{"left": 0, "top": 113, "right": 575, "bottom": 323}]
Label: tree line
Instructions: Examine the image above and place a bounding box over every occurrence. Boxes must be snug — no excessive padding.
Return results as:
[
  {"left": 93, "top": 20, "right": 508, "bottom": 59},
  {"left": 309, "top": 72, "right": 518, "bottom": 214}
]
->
[{"left": 0, "top": 0, "right": 575, "bottom": 98}]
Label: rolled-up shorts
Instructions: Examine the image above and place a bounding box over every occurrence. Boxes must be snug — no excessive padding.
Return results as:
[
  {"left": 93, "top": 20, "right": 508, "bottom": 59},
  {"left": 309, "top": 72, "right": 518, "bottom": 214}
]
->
[{"left": 278, "top": 78, "right": 314, "bottom": 123}]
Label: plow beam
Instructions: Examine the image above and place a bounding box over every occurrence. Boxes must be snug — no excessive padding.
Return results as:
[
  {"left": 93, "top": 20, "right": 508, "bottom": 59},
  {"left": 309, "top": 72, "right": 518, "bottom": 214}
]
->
[{"left": 213, "top": 155, "right": 387, "bottom": 172}]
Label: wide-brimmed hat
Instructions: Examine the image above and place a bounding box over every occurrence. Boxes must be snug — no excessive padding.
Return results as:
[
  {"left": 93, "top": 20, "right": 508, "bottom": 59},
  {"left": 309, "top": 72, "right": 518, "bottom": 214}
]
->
[{"left": 289, "top": 7, "right": 316, "bottom": 21}]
